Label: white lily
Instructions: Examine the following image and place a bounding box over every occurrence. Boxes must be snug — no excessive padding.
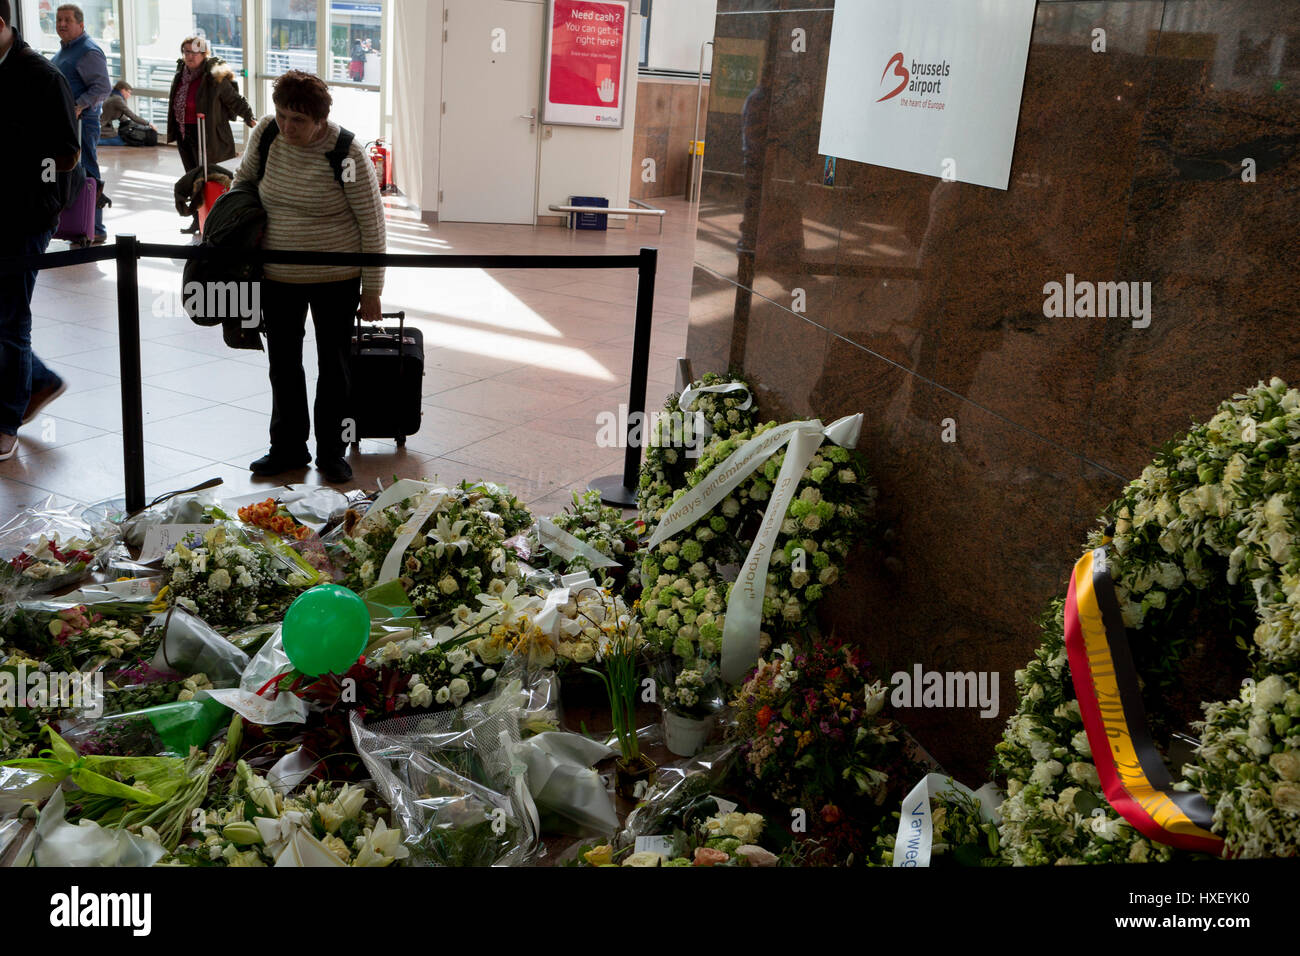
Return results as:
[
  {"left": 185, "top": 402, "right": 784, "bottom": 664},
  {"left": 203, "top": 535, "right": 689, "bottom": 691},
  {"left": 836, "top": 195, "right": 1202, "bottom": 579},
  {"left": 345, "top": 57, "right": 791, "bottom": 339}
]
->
[
  {"left": 429, "top": 515, "right": 472, "bottom": 558},
  {"left": 318, "top": 784, "right": 367, "bottom": 833},
  {"left": 352, "top": 818, "right": 409, "bottom": 867},
  {"left": 475, "top": 579, "right": 540, "bottom": 623}
]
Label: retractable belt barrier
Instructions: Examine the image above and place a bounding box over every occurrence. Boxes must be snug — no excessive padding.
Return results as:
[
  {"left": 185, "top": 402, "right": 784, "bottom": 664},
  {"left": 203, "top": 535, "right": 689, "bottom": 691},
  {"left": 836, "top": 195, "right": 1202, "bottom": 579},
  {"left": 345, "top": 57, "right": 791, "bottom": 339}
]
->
[{"left": 0, "top": 237, "right": 658, "bottom": 514}]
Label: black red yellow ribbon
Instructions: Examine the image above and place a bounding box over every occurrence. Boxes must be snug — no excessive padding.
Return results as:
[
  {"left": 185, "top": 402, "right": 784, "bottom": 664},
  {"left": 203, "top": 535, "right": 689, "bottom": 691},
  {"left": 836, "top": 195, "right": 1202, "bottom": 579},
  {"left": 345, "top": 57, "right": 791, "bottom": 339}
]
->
[{"left": 1063, "top": 547, "right": 1225, "bottom": 855}]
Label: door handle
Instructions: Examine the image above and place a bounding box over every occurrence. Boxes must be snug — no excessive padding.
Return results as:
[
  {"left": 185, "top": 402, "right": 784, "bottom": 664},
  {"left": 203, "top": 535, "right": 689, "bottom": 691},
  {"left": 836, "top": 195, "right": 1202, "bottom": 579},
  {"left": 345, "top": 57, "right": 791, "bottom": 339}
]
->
[{"left": 519, "top": 107, "right": 536, "bottom": 132}]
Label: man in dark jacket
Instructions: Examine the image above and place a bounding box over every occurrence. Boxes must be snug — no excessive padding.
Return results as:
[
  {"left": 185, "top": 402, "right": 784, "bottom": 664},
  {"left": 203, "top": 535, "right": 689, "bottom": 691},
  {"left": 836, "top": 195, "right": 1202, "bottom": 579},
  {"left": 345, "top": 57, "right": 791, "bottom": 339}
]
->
[
  {"left": 51, "top": 3, "right": 110, "bottom": 243},
  {"left": 0, "top": 0, "right": 80, "bottom": 461}
]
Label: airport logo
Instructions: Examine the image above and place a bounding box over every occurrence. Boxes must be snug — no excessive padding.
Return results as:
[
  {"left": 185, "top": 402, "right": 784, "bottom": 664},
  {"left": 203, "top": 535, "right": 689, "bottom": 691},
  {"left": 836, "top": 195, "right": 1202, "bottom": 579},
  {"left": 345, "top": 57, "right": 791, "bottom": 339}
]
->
[
  {"left": 877, "top": 53, "right": 951, "bottom": 108},
  {"left": 877, "top": 53, "right": 909, "bottom": 102}
]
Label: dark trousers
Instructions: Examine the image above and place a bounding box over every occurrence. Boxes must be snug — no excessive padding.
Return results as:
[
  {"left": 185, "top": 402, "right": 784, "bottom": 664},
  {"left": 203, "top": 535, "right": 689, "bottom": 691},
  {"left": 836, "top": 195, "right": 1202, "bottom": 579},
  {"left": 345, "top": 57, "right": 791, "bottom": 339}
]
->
[
  {"left": 0, "top": 230, "right": 61, "bottom": 436},
  {"left": 262, "top": 277, "right": 360, "bottom": 461},
  {"left": 178, "top": 125, "right": 200, "bottom": 228},
  {"left": 177, "top": 123, "right": 200, "bottom": 172}
]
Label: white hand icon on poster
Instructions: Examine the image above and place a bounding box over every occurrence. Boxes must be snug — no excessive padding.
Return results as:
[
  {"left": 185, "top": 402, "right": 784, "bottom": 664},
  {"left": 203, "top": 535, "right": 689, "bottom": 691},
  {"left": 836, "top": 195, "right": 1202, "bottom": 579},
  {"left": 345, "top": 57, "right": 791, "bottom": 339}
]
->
[{"left": 597, "top": 77, "right": 616, "bottom": 102}]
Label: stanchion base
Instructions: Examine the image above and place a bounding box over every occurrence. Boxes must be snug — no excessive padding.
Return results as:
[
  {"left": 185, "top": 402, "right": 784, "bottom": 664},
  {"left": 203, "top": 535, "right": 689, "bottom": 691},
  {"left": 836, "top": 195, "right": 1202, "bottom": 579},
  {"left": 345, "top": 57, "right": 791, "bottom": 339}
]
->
[{"left": 589, "top": 474, "right": 638, "bottom": 508}]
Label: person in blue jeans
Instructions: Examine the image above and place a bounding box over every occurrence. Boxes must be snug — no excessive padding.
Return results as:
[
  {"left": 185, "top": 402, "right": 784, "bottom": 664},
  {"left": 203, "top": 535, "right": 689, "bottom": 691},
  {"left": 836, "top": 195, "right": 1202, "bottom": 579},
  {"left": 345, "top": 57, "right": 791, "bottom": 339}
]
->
[
  {"left": 51, "top": 4, "right": 109, "bottom": 244},
  {"left": 0, "top": 0, "right": 79, "bottom": 461}
]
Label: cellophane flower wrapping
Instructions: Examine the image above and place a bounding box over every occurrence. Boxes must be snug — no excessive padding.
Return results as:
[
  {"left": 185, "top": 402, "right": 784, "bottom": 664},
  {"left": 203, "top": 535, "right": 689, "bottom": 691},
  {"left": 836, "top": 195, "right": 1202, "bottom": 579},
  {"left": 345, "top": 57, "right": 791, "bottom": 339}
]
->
[
  {"left": 160, "top": 521, "right": 317, "bottom": 629},
  {"left": 350, "top": 704, "right": 539, "bottom": 866},
  {"left": 0, "top": 497, "right": 116, "bottom": 601}
]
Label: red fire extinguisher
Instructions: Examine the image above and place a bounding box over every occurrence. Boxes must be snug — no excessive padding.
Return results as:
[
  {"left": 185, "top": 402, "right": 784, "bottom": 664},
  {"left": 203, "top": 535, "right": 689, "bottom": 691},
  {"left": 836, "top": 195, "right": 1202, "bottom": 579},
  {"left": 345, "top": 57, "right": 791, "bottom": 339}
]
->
[{"left": 367, "top": 139, "right": 395, "bottom": 193}]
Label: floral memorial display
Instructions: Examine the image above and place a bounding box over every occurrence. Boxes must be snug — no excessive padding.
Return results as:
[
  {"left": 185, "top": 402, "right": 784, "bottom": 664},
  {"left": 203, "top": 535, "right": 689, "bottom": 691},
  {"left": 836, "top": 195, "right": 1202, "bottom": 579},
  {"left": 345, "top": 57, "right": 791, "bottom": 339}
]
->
[
  {"left": 0, "top": 375, "right": 1296, "bottom": 871},
  {"left": 997, "top": 379, "right": 1300, "bottom": 862}
]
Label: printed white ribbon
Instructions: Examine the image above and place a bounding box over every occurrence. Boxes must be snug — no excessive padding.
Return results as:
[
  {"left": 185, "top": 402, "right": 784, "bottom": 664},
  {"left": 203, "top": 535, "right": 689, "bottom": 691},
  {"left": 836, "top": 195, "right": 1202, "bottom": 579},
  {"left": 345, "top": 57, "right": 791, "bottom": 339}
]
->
[
  {"left": 536, "top": 517, "right": 619, "bottom": 570},
  {"left": 355, "top": 478, "right": 439, "bottom": 533},
  {"left": 892, "top": 773, "right": 1001, "bottom": 868},
  {"left": 533, "top": 586, "right": 573, "bottom": 637},
  {"left": 646, "top": 414, "right": 863, "bottom": 683},
  {"left": 64, "top": 577, "right": 161, "bottom": 602},
  {"left": 677, "top": 381, "right": 754, "bottom": 413},
  {"left": 674, "top": 382, "right": 754, "bottom": 457},
  {"left": 374, "top": 486, "right": 449, "bottom": 582}
]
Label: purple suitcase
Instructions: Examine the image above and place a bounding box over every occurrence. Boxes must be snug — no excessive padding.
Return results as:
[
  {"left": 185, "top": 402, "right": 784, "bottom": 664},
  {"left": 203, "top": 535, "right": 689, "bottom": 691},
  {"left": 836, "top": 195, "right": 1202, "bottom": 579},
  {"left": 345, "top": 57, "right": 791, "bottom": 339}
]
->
[{"left": 54, "top": 175, "right": 98, "bottom": 242}]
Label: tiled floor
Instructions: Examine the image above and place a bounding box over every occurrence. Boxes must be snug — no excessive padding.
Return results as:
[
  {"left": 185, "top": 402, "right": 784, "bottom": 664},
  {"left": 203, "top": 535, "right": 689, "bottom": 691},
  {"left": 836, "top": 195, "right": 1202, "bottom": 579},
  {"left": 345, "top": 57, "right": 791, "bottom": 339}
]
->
[{"left": 2, "top": 146, "right": 695, "bottom": 521}]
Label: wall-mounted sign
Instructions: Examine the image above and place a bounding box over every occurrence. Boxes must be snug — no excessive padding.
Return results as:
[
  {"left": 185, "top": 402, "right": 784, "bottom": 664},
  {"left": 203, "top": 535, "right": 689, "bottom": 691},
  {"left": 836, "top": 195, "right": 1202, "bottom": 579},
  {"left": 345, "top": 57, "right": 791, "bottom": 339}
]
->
[
  {"left": 710, "top": 36, "right": 767, "bottom": 115},
  {"left": 818, "top": 0, "right": 1037, "bottom": 190},
  {"left": 542, "top": 0, "right": 631, "bottom": 128}
]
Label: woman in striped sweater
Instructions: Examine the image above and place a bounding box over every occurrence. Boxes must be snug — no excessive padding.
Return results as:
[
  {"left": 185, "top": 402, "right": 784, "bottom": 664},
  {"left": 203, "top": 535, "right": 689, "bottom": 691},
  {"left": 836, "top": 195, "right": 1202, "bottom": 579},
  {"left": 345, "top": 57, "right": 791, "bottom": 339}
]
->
[{"left": 235, "top": 70, "right": 386, "bottom": 485}]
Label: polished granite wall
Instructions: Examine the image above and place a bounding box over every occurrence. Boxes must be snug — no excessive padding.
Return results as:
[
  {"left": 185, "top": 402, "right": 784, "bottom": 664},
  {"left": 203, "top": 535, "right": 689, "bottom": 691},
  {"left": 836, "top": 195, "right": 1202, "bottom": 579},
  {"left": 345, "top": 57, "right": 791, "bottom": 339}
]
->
[{"left": 685, "top": 0, "right": 1300, "bottom": 778}]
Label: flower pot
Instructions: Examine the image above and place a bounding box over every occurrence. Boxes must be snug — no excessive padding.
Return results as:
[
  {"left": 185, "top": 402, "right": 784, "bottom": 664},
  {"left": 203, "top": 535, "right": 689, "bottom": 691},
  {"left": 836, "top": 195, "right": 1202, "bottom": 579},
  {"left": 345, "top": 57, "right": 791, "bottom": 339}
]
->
[
  {"left": 614, "top": 753, "right": 656, "bottom": 800},
  {"left": 663, "top": 709, "right": 714, "bottom": 757}
]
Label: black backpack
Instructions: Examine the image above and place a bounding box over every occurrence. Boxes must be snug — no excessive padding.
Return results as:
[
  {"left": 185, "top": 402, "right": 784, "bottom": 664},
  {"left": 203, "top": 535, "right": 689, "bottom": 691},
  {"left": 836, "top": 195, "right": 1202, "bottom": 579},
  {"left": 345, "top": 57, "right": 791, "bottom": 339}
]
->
[
  {"left": 182, "top": 121, "right": 356, "bottom": 348},
  {"left": 118, "top": 119, "right": 158, "bottom": 147}
]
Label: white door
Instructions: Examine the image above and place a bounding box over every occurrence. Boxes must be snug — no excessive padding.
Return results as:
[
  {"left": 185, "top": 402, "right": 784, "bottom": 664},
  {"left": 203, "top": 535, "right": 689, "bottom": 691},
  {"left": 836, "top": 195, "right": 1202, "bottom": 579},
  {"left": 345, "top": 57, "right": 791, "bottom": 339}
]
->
[{"left": 439, "top": 0, "right": 543, "bottom": 224}]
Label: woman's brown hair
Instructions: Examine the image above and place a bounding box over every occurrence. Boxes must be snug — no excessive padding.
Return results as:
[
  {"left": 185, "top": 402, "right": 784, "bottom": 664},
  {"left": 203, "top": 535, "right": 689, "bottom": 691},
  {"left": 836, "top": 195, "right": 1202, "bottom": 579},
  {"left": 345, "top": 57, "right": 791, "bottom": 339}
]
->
[{"left": 272, "top": 70, "right": 332, "bottom": 121}]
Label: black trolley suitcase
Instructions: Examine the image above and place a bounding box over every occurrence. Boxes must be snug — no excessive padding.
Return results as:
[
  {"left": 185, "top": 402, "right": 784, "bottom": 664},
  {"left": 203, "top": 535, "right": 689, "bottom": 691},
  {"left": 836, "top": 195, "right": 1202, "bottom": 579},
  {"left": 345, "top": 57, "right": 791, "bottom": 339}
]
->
[{"left": 349, "top": 310, "right": 424, "bottom": 446}]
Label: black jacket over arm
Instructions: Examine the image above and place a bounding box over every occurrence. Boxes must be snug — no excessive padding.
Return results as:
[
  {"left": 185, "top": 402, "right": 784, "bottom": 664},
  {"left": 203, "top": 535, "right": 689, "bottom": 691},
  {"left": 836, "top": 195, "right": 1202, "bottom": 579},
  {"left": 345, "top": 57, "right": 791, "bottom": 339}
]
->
[{"left": 0, "top": 31, "right": 81, "bottom": 241}]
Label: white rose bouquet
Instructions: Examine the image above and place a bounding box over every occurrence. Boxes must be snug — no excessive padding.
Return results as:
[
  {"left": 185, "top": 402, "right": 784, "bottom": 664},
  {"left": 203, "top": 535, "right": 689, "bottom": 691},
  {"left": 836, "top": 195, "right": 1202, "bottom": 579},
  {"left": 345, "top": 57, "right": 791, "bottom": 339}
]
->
[
  {"left": 161, "top": 524, "right": 310, "bottom": 628},
  {"left": 637, "top": 372, "right": 758, "bottom": 525},
  {"left": 332, "top": 486, "right": 523, "bottom": 620},
  {"left": 639, "top": 420, "right": 876, "bottom": 667}
]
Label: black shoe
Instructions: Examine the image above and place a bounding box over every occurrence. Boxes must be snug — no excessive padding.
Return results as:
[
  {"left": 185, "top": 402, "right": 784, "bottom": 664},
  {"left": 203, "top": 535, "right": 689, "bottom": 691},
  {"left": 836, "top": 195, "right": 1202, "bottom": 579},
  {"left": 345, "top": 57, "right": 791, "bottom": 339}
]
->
[
  {"left": 181, "top": 222, "right": 200, "bottom": 235},
  {"left": 22, "top": 377, "right": 67, "bottom": 424},
  {"left": 249, "top": 451, "right": 310, "bottom": 476},
  {"left": 315, "top": 456, "right": 353, "bottom": 485}
]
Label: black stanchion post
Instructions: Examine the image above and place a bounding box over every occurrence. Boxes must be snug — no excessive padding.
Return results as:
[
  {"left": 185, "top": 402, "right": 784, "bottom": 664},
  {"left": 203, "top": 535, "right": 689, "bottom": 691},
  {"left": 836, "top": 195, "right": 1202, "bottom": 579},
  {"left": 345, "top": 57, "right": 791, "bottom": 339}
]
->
[
  {"left": 590, "top": 246, "right": 658, "bottom": 508},
  {"left": 115, "top": 235, "right": 146, "bottom": 514}
]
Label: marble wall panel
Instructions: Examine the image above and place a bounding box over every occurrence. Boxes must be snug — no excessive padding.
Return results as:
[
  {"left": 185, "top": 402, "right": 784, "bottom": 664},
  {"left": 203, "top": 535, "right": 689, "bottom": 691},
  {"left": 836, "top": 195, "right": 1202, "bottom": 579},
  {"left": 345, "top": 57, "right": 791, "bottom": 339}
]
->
[
  {"left": 1084, "top": 0, "right": 1300, "bottom": 476},
  {"left": 686, "top": 0, "right": 1299, "bottom": 775}
]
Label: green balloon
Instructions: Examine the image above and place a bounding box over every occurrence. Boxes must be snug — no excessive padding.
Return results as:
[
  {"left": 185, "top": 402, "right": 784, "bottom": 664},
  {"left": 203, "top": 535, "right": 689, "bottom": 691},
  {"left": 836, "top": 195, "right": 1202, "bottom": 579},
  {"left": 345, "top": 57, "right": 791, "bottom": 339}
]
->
[{"left": 281, "top": 584, "right": 371, "bottom": 677}]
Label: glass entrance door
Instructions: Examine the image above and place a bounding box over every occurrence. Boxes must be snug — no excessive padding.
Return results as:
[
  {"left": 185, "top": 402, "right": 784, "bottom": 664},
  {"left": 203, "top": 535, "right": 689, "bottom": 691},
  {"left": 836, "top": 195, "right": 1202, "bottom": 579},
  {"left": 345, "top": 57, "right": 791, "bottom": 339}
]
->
[
  {"left": 126, "top": 0, "right": 249, "bottom": 134},
  {"left": 258, "top": 0, "right": 383, "bottom": 144}
]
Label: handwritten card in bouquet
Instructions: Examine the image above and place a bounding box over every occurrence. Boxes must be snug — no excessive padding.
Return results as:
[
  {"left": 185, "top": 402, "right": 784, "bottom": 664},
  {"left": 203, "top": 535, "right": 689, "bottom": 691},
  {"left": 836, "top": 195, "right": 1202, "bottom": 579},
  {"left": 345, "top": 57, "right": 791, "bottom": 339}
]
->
[{"left": 138, "top": 524, "right": 212, "bottom": 562}]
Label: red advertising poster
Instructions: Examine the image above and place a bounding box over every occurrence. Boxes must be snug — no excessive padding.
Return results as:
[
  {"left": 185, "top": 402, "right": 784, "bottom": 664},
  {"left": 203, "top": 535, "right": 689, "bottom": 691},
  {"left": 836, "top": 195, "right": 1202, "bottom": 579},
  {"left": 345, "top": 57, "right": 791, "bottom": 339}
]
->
[{"left": 542, "top": 0, "right": 631, "bottom": 127}]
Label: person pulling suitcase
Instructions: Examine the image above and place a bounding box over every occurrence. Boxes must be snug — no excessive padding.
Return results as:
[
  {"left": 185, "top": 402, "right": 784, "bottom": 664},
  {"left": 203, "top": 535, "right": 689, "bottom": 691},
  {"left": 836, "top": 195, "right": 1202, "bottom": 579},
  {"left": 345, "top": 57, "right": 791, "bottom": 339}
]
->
[{"left": 239, "top": 70, "right": 386, "bottom": 486}]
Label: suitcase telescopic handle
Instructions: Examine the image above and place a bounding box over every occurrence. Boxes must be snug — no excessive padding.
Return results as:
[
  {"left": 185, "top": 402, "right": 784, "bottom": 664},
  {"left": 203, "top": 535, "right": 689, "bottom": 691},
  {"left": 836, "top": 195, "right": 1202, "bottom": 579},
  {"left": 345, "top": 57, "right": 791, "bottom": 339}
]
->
[
  {"left": 353, "top": 310, "right": 407, "bottom": 383},
  {"left": 354, "top": 310, "right": 405, "bottom": 336},
  {"left": 197, "top": 112, "right": 207, "bottom": 180}
]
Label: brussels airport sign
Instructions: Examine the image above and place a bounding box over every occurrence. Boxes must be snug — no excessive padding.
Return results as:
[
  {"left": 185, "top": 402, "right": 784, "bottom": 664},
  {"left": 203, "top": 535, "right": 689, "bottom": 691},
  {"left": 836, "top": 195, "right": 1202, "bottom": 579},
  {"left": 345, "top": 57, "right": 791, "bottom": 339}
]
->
[
  {"left": 542, "top": 0, "right": 631, "bottom": 128},
  {"left": 818, "top": 0, "right": 1037, "bottom": 190}
]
